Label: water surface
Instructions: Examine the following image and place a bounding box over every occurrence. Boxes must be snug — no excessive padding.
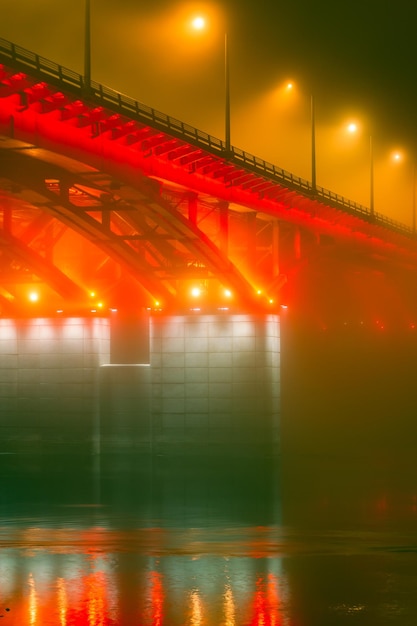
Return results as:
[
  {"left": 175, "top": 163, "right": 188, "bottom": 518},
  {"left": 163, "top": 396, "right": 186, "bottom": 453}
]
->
[{"left": 0, "top": 449, "right": 417, "bottom": 625}]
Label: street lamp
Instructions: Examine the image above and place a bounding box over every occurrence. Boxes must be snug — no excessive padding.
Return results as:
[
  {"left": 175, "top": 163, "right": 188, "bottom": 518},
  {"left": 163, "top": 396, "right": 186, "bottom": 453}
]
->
[
  {"left": 224, "top": 32, "right": 230, "bottom": 153},
  {"left": 191, "top": 16, "right": 230, "bottom": 153},
  {"left": 390, "top": 151, "right": 416, "bottom": 233},
  {"left": 413, "top": 161, "right": 416, "bottom": 234},
  {"left": 285, "top": 82, "right": 316, "bottom": 192},
  {"left": 311, "top": 93, "right": 316, "bottom": 192},
  {"left": 347, "top": 123, "right": 374, "bottom": 216},
  {"left": 84, "top": 0, "right": 91, "bottom": 89}
]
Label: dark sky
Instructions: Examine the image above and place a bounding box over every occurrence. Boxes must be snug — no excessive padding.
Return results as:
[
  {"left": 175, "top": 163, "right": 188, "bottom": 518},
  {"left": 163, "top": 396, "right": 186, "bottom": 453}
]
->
[{"left": 2, "top": 0, "right": 417, "bottom": 224}]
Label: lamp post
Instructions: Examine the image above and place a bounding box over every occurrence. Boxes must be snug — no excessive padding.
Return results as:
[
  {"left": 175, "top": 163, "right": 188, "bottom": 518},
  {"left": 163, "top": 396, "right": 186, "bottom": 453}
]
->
[
  {"left": 311, "top": 93, "right": 316, "bottom": 192},
  {"left": 224, "top": 32, "right": 231, "bottom": 153},
  {"left": 285, "top": 83, "right": 316, "bottom": 191},
  {"left": 347, "top": 123, "right": 374, "bottom": 216},
  {"left": 84, "top": 0, "right": 91, "bottom": 89},
  {"left": 370, "top": 134, "right": 374, "bottom": 216},
  {"left": 412, "top": 161, "right": 416, "bottom": 234},
  {"left": 391, "top": 151, "right": 416, "bottom": 233},
  {"left": 192, "top": 16, "right": 230, "bottom": 153}
]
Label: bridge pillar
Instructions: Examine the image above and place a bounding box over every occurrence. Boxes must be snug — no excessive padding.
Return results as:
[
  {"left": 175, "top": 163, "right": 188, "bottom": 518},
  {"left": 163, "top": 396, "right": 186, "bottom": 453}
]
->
[
  {"left": 0, "top": 313, "right": 280, "bottom": 456},
  {"left": 149, "top": 313, "right": 280, "bottom": 456},
  {"left": 0, "top": 317, "right": 110, "bottom": 452}
]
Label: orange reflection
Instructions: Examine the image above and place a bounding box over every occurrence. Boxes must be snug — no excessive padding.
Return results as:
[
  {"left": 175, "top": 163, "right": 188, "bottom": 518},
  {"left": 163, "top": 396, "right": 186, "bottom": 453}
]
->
[
  {"left": 86, "top": 571, "right": 107, "bottom": 626},
  {"left": 223, "top": 583, "right": 236, "bottom": 625},
  {"left": 0, "top": 532, "right": 288, "bottom": 625},
  {"left": 250, "top": 574, "right": 281, "bottom": 626},
  {"left": 149, "top": 571, "right": 164, "bottom": 626},
  {"left": 57, "top": 578, "right": 67, "bottom": 626},
  {"left": 28, "top": 573, "right": 37, "bottom": 626},
  {"left": 189, "top": 589, "right": 203, "bottom": 626}
]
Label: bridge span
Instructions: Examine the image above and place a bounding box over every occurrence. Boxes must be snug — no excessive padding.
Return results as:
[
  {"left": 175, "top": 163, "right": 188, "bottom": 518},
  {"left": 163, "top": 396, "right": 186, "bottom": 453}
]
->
[{"left": 0, "top": 38, "right": 416, "bottom": 455}]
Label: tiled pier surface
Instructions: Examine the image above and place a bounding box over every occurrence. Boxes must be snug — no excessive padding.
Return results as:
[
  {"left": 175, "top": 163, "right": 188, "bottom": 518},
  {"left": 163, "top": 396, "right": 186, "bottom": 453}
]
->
[{"left": 0, "top": 314, "right": 280, "bottom": 455}]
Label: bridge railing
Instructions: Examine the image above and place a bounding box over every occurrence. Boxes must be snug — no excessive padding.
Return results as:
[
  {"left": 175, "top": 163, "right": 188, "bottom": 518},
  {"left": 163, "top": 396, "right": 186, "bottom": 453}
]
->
[
  {"left": 90, "top": 81, "right": 225, "bottom": 153},
  {"left": 0, "top": 37, "right": 414, "bottom": 240}
]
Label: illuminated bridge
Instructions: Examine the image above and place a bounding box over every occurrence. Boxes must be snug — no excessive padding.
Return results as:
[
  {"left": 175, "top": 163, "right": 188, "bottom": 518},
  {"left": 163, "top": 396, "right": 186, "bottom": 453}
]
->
[{"left": 1, "top": 38, "right": 416, "bottom": 454}]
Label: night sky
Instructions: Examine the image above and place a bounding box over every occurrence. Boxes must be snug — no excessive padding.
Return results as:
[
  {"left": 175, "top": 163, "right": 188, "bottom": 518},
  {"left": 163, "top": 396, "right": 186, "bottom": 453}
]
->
[{"left": 2, "top": 0, "right": 417, "bottom": 224}]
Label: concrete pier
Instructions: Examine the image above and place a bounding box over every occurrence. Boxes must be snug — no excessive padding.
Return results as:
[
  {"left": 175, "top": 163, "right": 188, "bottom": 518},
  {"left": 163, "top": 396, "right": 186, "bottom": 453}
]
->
[{"left": 0, "top": 314, "right": 280, "bottom": 455}]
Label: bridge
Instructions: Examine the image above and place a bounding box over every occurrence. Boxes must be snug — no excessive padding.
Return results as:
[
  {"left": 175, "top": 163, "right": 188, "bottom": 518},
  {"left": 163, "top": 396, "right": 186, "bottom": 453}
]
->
[{"left": 0, "top": 38, "right": 416, "bottom": 455}]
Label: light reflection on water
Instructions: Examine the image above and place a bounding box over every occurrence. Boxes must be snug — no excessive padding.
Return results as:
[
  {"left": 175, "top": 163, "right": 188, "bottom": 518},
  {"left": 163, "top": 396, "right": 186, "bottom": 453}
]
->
[{"left": 1, "top": 450, "right": 417, "bottom": 624}]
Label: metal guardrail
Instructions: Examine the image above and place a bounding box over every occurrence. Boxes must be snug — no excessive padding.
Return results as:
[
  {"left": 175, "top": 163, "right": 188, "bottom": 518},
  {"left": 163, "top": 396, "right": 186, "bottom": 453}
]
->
[{"left": 0, "top": 37, "right": 414, "bottom": 240}]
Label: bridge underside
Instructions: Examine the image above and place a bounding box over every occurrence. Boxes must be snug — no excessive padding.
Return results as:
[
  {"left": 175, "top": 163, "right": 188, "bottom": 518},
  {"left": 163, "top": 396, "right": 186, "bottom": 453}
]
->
[{"left": 0, "top": 56, "right": 417, "bottom": 326}]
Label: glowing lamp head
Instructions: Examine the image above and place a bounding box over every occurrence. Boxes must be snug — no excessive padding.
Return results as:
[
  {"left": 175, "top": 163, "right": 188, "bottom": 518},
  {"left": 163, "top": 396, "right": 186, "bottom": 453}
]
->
[
  {"left": 192, "top": 16, "right": 205, "bottom": 30},
  {"left": 28, "top": 291, "right": 39, "bottom": 302},
  {"left": 191, "top": 287, "right": 201, "bottom": 298},
  {"left": 224, "top": 289, "right": 232, "bottom": 298},
  {"left": 347, "top": 122, "right": 358, "bottom": 134}
]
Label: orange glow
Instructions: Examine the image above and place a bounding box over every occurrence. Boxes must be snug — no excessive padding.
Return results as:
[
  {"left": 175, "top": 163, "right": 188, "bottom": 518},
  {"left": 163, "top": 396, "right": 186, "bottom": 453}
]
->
[
  {"left": 191, "top": 16, "right": 206, "bottom": 30},
  {"left": 250, "top": 575, "right": 281, "bottom": 625},
  {"left": 28, "top": 573, "right": 37, "bottom": 626},
  {"left": 28, "top": 291, "right": 39, "bottom": 303},
  {"left": 2, "top": 55, "right": 417, "bottom": 313},
  {"left": 149, "top": 571, "right": 164, "bottom": 626},
  {"left": 86, "top": 571, "right": 108, "bottom": 626},
  {"left": 189, "top": 589, "right": 203, "bottom": 626},
  {"left": 191, "top": 287, "right": 202, "bottom": 298},
  {"left": 223, "top": 584, "right": 236, "bottom": 625},
  {"left": 57, "top": 578, "right": 67, "bottom": 626}
]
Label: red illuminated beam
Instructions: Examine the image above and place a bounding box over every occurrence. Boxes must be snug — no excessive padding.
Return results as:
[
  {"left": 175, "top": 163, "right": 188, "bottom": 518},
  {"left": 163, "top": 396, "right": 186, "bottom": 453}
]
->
[
  {"left": 0, "top": 230, "right": 86, "bottom": 301},
  {"left": 0, "top": 147, "right": 262, "bottom": 309}
]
